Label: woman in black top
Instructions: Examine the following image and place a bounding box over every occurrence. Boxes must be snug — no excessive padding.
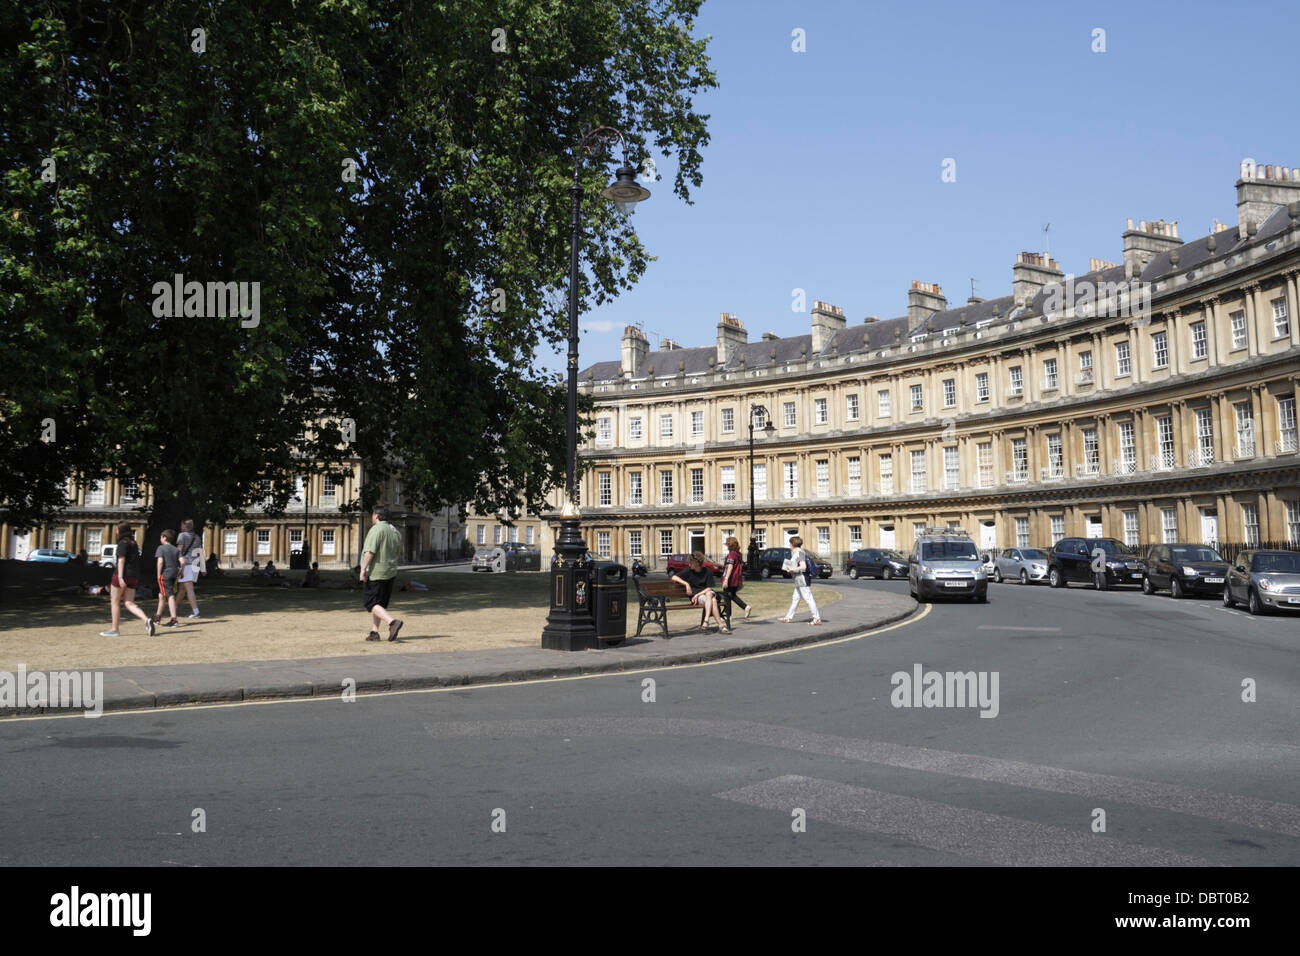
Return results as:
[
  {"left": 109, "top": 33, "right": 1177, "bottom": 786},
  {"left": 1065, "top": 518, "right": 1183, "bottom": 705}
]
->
[
  {"left": 721, "top": 536, "right": 750, "bottom": 619},
  {"left": 671, "top": 552, "right": 730, "bottom": 634},
  {"left": 101, "top": 523, "right": 153, "bottom": 637}
]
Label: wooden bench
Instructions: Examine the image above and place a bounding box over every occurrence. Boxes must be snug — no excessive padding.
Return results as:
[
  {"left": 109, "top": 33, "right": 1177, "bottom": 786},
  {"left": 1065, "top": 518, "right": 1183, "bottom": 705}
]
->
[{"left": 634, "top": 579, "right": 731, "bottom": 639}]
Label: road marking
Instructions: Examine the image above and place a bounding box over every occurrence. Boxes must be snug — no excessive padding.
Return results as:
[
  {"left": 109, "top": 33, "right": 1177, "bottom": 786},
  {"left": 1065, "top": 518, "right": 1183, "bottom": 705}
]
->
[
  {"left": 0, "top": 606, "right": 930, "bottom": 723},
  {"left": 976, "top": 625, "right": 1062, "bottom": 632},
  {"left": 715, "top": 775, "right": 1212, "bottom": 866}
]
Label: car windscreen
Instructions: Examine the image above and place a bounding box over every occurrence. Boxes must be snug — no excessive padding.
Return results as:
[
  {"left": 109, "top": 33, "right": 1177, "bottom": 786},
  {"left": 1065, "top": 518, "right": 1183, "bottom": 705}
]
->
[
  {"left": 1020, "top": 549, "right": 1046, "bottom": 560},
  {"left": 1088, "top": 540, "right": 1133, "bottom": 555},
  {"left": 921, "top": 542, "right": 979, "bottom": 560},
  {"left": 1170, "top": 546, "right": 1223, "bottom": 563},
  {"left": 1252, "top": 553, "right": 1300, "bottom": 573}
]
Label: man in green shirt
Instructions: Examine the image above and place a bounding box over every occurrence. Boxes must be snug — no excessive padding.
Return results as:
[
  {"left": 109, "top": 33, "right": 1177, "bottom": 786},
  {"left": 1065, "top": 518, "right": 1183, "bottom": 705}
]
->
[{"left": 360, "top": 504, "right": 404, "bottom": 641}]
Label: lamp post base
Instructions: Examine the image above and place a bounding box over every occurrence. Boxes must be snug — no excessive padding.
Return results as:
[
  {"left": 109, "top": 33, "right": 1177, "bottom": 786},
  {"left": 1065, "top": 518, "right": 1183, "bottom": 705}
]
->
[
  {"left": 541, "top": 517, "right": 599, "bottom": 651},
  {"left": 746, "top": 538, "right": 761, "bottom": 575}
]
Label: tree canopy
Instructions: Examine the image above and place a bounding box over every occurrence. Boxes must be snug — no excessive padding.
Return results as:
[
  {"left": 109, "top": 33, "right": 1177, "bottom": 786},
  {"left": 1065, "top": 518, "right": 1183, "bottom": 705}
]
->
[{"left": 0, "top": 0, "right": 715, "bottom": 538}]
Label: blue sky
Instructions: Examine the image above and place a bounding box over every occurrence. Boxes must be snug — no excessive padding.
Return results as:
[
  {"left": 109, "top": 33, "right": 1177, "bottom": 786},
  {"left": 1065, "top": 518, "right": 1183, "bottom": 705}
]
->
[{"left": 557, "top": 0, "right": 1300, "bottom": 367}]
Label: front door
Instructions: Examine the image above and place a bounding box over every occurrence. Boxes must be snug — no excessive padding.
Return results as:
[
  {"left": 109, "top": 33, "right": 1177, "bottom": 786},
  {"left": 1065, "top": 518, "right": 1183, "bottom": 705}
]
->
[
  {"left": 979, "top": 520, "right": 997, "bottom": 551},
  {"left": 1086, "top": 515, "right": 1103, "bottom": 539},
  {"left": 1200, "top": 508, "right": 1219, "bottom": 548},
  {"left": 783, "top": 527, "right": 798, "bottom": 548},
  {"left": 879, "top": 524, "right": 896, "bottom": 551},
  {"left": 9, "top": 531, "right": 30, "bottom": 561},
  {"left": 688, "top": 528, "right": 705, "bottom": 554}
]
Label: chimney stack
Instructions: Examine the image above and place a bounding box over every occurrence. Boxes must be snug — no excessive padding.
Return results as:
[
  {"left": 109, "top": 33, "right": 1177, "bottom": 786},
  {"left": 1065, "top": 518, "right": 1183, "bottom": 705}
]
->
[
  {"left": 1121, "top": 219, "right": 1182, "bottom": 275},
  {"left": 620, "top": 325, "right": 648, "bottom": 378},
  {"left": 907, "top": 281, "right": 946, "bottom": 328},
  {"left": 810, "top": 300, "right": 846, "bottom": 352},
  {"left": 1011, "top": 252, "right": 1063, "bottom": 307},
  {"left": 1237, "top": 159, "right": 1300, "bottom": 240},
  {"left": 1089, "top": 257, "right": 1118, "bottom": 273},
  {"left": 716, "top": 312, "right": 747, "bottom": 366}
]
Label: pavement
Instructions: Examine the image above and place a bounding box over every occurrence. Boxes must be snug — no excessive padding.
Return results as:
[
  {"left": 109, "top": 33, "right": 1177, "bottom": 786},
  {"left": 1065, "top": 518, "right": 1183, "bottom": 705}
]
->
[{"left": 1, "top": 580, "right": 916, "bottom": 717}]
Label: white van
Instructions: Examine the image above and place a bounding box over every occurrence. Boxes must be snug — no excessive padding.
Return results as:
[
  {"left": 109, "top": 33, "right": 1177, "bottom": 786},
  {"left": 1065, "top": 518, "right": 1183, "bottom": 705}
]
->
[{"left": 99, "top": 544, "right": 118, "bottom": 569}]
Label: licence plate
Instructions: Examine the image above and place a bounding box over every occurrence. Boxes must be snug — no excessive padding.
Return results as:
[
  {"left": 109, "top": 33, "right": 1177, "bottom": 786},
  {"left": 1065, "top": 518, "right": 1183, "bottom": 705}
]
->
[
  {"left": 1205, "top": 577, "right": 1223, "bottom": 584},
  {"left": 943, "top": 581, "right": 967, "bottom": 588},
  {"left": 1130, "top": 573, "right": 1142, "bottom": 579}
]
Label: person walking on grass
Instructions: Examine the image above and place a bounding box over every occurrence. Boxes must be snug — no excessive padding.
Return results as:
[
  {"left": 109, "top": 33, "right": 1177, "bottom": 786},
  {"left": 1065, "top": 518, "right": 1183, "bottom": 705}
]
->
[
  {"left": 360, "top": 504, "right": 404, "bottom": 641},
  {"left": 722, "top": 536, "right": 751, "bottom": 620},
  {"left": 781, "top": 535, "right": 822, "bottom": 625},
  {"left": 671, "top": 551, "right": 731, "bottom": 634},
  {"left": 101, "top": 523, "right": 153, "bottom": 637},
  {"left": 175, "top": 518, "right": 204, "bottom": 618},
  {"left": 153, "top": 529, "right": 181, "bottom": 628}
]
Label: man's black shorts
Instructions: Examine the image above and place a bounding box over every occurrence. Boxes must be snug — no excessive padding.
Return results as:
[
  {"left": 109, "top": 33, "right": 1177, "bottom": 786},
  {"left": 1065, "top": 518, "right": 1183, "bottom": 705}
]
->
[{"left": 363, "top": 577, "right": 395, "bottom": 611}]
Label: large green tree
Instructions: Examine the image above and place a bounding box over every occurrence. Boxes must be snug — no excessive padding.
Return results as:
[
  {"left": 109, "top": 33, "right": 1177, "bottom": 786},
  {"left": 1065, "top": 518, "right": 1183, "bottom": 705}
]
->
[{"left": 1, "top": 0, "right": 714, "bottom": 547}]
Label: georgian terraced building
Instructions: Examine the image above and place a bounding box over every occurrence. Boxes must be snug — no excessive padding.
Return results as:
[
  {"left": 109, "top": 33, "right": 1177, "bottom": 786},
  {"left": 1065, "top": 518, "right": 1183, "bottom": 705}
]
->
[{"left": 563, "top": 161, "right": 1300, "bottom": 568}]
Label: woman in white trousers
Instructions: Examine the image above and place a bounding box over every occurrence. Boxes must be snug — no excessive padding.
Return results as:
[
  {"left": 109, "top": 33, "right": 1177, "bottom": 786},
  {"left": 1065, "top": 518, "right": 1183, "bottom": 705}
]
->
[{"left": 782, "top": 536, "right": 822, "bottom": 625}]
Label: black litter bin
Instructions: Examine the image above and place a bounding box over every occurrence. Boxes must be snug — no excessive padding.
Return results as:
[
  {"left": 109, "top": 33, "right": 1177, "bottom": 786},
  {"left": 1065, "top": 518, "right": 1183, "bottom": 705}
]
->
[
  {"left": 592, "top": 561, "right": 628, "bottom": 645},
  {"left": 289, "top": 549, "right": 307, "bottom": 571}
]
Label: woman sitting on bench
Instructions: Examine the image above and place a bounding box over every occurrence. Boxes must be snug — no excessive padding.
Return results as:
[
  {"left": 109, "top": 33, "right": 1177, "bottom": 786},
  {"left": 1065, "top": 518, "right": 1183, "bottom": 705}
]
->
[{"left": 671, "top": 551, "right": 731, "bottom": 634}]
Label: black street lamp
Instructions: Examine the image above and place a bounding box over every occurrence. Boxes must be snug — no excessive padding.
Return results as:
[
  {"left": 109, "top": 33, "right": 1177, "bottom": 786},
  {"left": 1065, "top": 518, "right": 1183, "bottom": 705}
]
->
[
  {"left": 747, "top": 405, "right": 775, "bottom": 574},
  {"left": 542, "top": 127, "right": 650, "bottom": 651}
]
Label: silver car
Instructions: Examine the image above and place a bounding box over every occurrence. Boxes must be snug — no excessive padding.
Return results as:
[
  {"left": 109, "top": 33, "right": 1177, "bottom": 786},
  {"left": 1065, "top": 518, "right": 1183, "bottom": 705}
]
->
[
  {"left": 909, "top": 531, "right": 988, "bottom": 603},
  {"left": 1222, "top": 550, "right": 1300, "bottom": 615},
  {"left": 992, "top": 547, "right": 1049, "bottom": 584}
]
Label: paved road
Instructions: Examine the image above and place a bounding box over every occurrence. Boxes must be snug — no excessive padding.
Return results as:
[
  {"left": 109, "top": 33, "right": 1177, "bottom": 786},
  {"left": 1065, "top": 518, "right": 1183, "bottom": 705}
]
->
[{"left": 1, "top": 578, "right": 1296, "bottom": 865}]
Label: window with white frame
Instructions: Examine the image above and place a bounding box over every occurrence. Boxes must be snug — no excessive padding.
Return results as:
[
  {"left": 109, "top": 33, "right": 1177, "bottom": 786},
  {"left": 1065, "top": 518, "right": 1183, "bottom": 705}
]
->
[
  {"left": 1191, "top": 321, "right": 1207, "bottom": 359},
  {"left": 849, "top": 525, "right": 862, "bottom": 547},
  {"left": 975, "top": 372, "right": 989, "bottom": 403},
  {"left": 1230, "top": 310, "right": 1246, "bottom": 349},
  {"left": 753, "top": 463, "right": 766, "bottom": 501},
  {"left": 690, "top": 410, "right": 704, "bottom": 438},
  {"left": 598, "top": 471, "right": 611, "bottom": 506},
  {"left": 754, "top": 529, "right": 767, "bottom": 549},
  {"left": 659, "top": 530, "right": 673, "bottom": 555},
  {"left": 1279, "top": 397, "right": 1297, "bottom": 451},
  {"left": 1015, "top": 517, "right": 1029, "bottom": 548},
  {"left": 846, "top": 394, "right": 859, "bottom": 421},
  {"left": 751, "top": 407, "right": 768, "bottom": 430},
  {"left": 322, "top": 475, "right": 337, "bottom": 505},
  {"left": 289, "top": 529, "right": 303, "bottom": 549},
  {"left": 508, "top": 525, "right": 518, "bottom": 543},
  {"left": 783, "top": 402, "right": 796, "bottom": 427},
  {"left": 1161, "top": 508, "right": 1178, "bottom": 543},
  {"left": 783, "top": 461, "right": 798, "bottom": 499},
  {"left": 85, "top": 481, "right": 104, "bottom": 506},
  {"left": 1047, "top": 434, "right": 1063, "bottom": 478},
  {"left": 1079, "top": 350, "right": 1093, "bottom": 378},
  {"left": 597, "top": 417, "right": 612, "bottom": 443},
  {"left": 1050, "top": 515, "right": 1065, "bottom": 541},
  {"left": 628, "top": 530, "right": 642, "bottom": 557},
  {"left": 224, "top": 530, "right": 237, "bottom": 555},
  {"left": 1083, "top": 428, "right": 1099, "bottom": 474},
  {"left": 943, "top": 446, "right": 959, "bottom": 490},
  {"left": 659, "top": 470, "right": 673, "bottom": 504},
  {"left": 879, "top": 454, "right": 893, "bottom": 494},
  {"left": 817, "top": 527, "right": 830, "bottom": 552},
  {"left": 719, "top": 529, "right": 734, "bottom": 551},
  {"left": 910, "top": 449, "right": 927, "bottom": 493},
  {"left": 913, "top": 521, "right": 927, "bottom": 541},
  {"left": 1120, "top": 421, "right": 1136, "bottom": 471},
  {"left": 493, "top": 525, "right": 502, "bottom": 545},
  {"left": 878, "top": 389, "right": 891, "bottom": 418},
  {"left": 721, "top": 408, "right": 734, "bottom": 433},
  {"left": 120, "top": 478, "right": 139, "bottom": 503},
  {"left": 51, "top": 529, "right": 67, "bottom": 550},
  {"left": 629, "top": 416, "right": 643, "bottom": 440},
  {"left": 1115, "top": 340, "right": 1131, "bottom": 377},
  {"left": 659, "top": 414, "right": 673, "bottom": 439},
  {"left": 1241, "top": 504, "right": 1259, "bottom": 547},
  {"left": 1274, "top": 298, "right": 1290, "bottom": 338},
  {"left": 846, "top": 456, "right": 861, "bottom": 496},
  {"left": 1157, "top": 415, "right": 1175, "bottom": 469},
  {"left": 1009, "top": 366, "right": 1023, "bottom": 396},
  {"left": 814, "top": 397, "right": 828, "bottom": 424},
  {"left": 910, "top": 383, "right": 923, "bottom": 411},
  {"left": 1011, "top": 438, "right": 1028, "bottom": 480},
  {"left": 690, "top": 467, "right": 704, "bottom": 503},
  {"left": 321, "top": 529, "right": 335, "bottom": 555},
  {"left": 815, "top": 459, "right": 829, "bottom": 497},
  {"left": 628, "top": 472, "right": 643, "bottom": 505},
  {"left": 86, "top": 529, "right": 103, "bottom": 556},
  {"left": 1043, "top": 358, "right": 1058, "bottom": 390},
  {"left": 526, "top": 526, "right": 535, "bottom": 545},
  {"left": 1123, "top": 510, "right": 1139, "bottom": 547},
  {"left": 942, "top": 378, "right": 956, "bottom": 408},
  {"left": 1152, "top": 331, "right": 1168, "bottom": 369},
  {"left": 1235, "top": 402, "right": 1255, "bottom": 456},
  {"left": 720, "top": 466, "right": 736, "bottom": 502},
  {"left": 977, "top": 442, "right": 993, "bottom": 487},
  {"left": 597, "top": 531, "right": 610, "bottom": 558},
  {"left": 1195, "top": 408, "right": 1214, "bottom": 463},
  {"left": 257, "top": 529, "right": 271, "bottom": 555},
  {"left": 476, "top": 524, "right": 485, "bottom": 544},
  {"left": 1287, "top": 501, "right": 1300, "bottom": 544}
]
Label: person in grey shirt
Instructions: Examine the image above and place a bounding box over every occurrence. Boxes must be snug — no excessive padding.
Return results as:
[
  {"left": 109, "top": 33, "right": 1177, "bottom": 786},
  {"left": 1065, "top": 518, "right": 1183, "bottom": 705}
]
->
[{"left": 153, "top": 529, "right": 181, "bottom": 628}]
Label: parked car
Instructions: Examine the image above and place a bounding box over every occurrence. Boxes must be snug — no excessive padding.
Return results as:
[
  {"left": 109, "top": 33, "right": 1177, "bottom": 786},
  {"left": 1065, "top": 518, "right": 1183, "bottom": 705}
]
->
[
  {"left": 99, "top": 544, "right": 117, "bottom": 569},
  {"left": 908, "top": 530, "right": 987, "bottom": 602},
  {"left": 979, "top": 551, "right": 998, "bottom": 577},
  {"left": 499, "top": 542, "right": 542, "bottom": 571},
  {"left": 27, "top": 548, "right": 73, "bottom": 563},
  {"left": 1222, "top": 549, "right": 1300, "bottom": 615},
  {"left": 664, "top": 553, "right": 724, "bottom": 577},
  {"left": 757, "top": 547, "right": 834, "bottom": 579},
  {"left": 1141, "top": 544, "right": 1229, "bottom": 598},
  {"left": 992, "top": 547, "right": 1049, "bottom": 584},
  {"left": 845, "top": 548, "right": 908, "bottom": 580},
  {"left": 1048, "top": 537, "right": 1144, "bottom": 589},
  {"left": 472, "top": 547, "right": 502, "bottom": 571}
]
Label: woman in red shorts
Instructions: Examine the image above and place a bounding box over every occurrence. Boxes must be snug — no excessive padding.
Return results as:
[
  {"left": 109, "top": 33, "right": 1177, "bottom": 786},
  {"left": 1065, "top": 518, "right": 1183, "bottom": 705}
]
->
[{"left": 101, "top": 523, "right": 153, "bottom": 637}]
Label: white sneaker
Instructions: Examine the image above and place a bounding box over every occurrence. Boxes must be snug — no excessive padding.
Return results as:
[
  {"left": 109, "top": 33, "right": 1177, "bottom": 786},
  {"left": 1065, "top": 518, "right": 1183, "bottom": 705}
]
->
[
  {"left": 188, "top": 610, "right": 200, "bottom": 618},
  {"left": 743, "top": 606, "right": 751, "bottom": 619},
  {"left": 99, "top": 629, "right": 120, "bottom": 637}
]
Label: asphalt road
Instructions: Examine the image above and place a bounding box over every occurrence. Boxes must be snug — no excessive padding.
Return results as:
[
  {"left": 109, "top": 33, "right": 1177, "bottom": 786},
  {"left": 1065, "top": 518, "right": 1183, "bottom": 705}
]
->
[{"left": 1, "top": 577, "right": 1296, "bottom": 866}]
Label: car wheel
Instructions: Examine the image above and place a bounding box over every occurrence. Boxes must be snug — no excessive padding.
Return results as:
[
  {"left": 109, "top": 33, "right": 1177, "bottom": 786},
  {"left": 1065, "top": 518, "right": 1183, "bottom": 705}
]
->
[
  {"left": 1222, "top": 585, "right": 1234, "bottom": 609},
  {"left": 1049, "top": 567, "right": 1063, "bottom": 588},
  {"left": 883, "top": 567, "right": 893, "bottom": 580},
  {"left": 760, "top": 567, "right": 771, "bottom": 579},
  {"left": 1019, "top": 570, "right": 1029, "bottom": 585},
  {"left": 1170, "top": 578, "right": 1183, "bottom": 599},
  {"left": 993, "top": 568, "right": 1003, "bottom": 584},
  {"left": 1248, "top": 589, "right": 1264, "bottom": 616},
  {"left": 1141, "top": 575, "right": 1153, "bottom": 595},
  {"left": 848, "top": 567, "right": 859, "bottom": 580}
]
